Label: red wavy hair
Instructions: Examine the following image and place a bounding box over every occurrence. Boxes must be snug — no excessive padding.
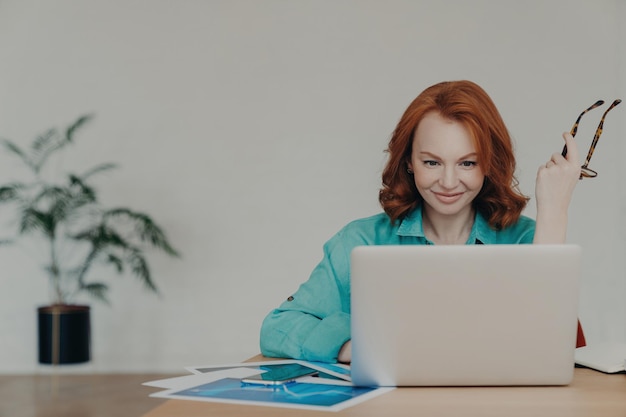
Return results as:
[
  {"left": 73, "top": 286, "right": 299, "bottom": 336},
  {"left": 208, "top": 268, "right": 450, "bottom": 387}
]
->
[{"left": 379, "top": 80, "right": 528, "bottom": 229}]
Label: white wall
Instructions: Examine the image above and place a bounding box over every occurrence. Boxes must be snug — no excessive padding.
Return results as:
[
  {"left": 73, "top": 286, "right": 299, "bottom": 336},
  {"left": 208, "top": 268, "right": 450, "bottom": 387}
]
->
[{"left": 0, "top": 0, "right": 624, "bottom": 373}]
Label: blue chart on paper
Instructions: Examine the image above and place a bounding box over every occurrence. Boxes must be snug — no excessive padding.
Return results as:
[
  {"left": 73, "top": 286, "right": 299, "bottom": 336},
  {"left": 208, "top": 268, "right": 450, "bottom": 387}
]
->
[{"left": 175, "top": 378, "right": 376, "bottom": 407}]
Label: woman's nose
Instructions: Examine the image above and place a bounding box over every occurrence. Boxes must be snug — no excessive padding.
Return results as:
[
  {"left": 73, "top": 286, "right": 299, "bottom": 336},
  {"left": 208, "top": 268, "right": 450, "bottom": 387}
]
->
[{"left": 439, "top": 166, "right": 458, "bottom": 189}]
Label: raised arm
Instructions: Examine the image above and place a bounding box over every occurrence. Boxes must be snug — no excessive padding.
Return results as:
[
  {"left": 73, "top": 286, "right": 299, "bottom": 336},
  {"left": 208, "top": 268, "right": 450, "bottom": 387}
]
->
[{"left": 533, "top": 132, "right": 581, "bottom": 244}]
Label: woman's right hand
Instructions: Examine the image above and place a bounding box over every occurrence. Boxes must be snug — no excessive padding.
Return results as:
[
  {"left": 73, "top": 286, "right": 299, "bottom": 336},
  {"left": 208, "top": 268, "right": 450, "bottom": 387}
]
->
[{"left": 338, "top": 340, "right": 352, "bottom": 363}]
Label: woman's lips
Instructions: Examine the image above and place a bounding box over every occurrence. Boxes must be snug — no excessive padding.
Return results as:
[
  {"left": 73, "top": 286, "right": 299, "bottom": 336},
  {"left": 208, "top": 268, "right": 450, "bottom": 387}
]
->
[{"left": 433, "top": 191, "right": 463, "bottom": 204}]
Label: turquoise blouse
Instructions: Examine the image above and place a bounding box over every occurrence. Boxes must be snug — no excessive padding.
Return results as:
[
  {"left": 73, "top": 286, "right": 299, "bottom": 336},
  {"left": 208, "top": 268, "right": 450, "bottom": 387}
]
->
[{"left": 259, "top": 205, "right": 536, "bottom": 363}]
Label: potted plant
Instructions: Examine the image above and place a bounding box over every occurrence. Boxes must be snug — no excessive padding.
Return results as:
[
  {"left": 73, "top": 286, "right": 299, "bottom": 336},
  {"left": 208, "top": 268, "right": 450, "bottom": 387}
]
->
[{"left": 0, "top": 115, "right": 179, "bottom": 365}]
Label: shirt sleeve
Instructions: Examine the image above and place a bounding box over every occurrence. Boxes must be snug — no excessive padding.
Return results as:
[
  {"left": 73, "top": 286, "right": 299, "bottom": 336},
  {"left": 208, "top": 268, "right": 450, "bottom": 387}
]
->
[
  {"left": 260, "top": 231, "right": 353, "bottom": 363},
  {"left": 510, "top": 215, "right": 536, "bottom": 244},
  {"left": 518, "top": 226, "right": 535, "bottom": 244}
]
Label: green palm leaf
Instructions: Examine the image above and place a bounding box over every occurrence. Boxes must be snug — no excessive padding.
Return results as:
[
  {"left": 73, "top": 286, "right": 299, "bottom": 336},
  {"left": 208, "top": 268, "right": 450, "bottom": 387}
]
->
[
  {"left": 68, "top": 175, "right": 97, "bottom": 205},
  {"left": 1, "top": 139, "right": 35, "bottom": 171},
  {"left": 81, "top": 282, "right": 110, "bottom": 304},
  {"left": 20, "top": 208, "right": 54, "bottom": 236},
  {"left": 105, "top": 208, "right": 179, "bottom": 256},
  {"left": 0, "top": 184, "right": 24, "bottom": 202},
  {"left": 105, "top": 253, "right": 124, "bottom": 273},
  {"left": 127, "top": 248, "right": 157, "bottom": 292},
  {"left": 65, "top": 114, "right": 94, "bottom": 143},
  {"left": 81, "top": 163, "right": 118, "bottom": 180}
]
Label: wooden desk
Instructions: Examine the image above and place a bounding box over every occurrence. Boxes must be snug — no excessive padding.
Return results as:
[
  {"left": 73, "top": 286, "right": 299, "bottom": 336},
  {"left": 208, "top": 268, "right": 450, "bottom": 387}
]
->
[
  {"left": 142, "top": 367, "right": 626, "bottom": 417},
  {"left": 0, "top": 373, "right": 175, "bottom": 417}
]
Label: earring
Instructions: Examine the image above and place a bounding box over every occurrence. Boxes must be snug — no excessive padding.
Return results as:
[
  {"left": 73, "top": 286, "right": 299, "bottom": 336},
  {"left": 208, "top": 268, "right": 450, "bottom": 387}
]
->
[{"left": 407, "top": 168, "right": 413, "bottom": 174}]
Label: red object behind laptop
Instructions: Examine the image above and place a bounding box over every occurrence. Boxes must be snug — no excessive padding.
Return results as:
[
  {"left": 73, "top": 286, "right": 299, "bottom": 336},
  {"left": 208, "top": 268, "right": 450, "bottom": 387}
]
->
[{"left": 577, "top": 320, "right": 586, "bottom": 348}]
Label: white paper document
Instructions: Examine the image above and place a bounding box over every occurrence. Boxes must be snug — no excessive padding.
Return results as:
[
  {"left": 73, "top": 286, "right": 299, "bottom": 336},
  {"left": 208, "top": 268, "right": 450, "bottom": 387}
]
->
[
  {"left": 186, "top": 359, "right": 352, "bottom": 382},
  {"left": 144, "top": 360, "right": 392, "bottom": 412},
  {"left": 143, "top": 367, "right": 261, "bottom": 389},
  {"left": 575, "top": 343, "right": 626, "bottom": 374}
]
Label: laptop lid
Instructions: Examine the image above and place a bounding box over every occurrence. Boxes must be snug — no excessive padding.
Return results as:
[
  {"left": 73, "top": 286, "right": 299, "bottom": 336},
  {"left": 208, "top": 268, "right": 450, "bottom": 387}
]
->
[{"left": 350, "top": 244, "right": 581, "bottom": 387}]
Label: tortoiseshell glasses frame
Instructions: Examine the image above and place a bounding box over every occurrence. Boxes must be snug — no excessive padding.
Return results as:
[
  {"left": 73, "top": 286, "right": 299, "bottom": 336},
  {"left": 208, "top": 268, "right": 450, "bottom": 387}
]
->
[{"left": 561, "top": 99, "right": 622, "bottom": 179}]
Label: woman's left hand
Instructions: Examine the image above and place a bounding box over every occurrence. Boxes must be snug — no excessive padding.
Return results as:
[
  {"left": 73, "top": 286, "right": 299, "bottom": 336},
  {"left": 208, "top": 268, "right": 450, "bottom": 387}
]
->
[
  {"left": 536, "top": 132, "right": 581, "bottom": 213},
  {"left": 533, "top": 132, "right": 581, "bottom": 243}
]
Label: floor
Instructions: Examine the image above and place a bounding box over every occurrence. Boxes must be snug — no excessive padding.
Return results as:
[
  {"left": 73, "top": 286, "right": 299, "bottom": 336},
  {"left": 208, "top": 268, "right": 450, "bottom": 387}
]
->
[{"left": 0, "top": 373, "right": 178, "bottom": 417}]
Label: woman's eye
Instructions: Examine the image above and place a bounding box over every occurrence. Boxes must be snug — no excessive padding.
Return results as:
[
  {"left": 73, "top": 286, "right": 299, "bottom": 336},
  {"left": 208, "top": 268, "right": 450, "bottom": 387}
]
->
[
  {"left": 460, "top": 161, "right": 477, "bottom": 167},
  {"left": 424, "top": 160, "right": 439, "bottom": 167}
]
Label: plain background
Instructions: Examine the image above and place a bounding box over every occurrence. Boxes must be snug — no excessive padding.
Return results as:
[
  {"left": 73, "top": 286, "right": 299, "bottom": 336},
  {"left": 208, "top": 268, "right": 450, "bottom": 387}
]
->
[{"left": 0, "top": 0, "right": 624, "bottom": 373}]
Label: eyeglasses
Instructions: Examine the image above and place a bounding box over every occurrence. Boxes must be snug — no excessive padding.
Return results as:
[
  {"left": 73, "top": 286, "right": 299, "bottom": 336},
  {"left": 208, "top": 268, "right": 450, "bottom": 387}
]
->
[{"left": 561, "top": 99, "right": 622, "bottom": 179}]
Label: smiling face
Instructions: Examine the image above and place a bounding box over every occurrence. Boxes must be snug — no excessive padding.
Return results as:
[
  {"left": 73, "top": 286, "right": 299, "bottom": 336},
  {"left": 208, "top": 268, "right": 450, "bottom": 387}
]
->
[{"left": 408, "top": 111, "right": 485, "bottom": 220}]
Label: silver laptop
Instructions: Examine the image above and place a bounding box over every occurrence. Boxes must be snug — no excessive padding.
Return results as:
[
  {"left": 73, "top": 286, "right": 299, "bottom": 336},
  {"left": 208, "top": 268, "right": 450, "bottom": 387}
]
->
[{"left": 350, "top": 244, "right": 581, "bottom": 387}]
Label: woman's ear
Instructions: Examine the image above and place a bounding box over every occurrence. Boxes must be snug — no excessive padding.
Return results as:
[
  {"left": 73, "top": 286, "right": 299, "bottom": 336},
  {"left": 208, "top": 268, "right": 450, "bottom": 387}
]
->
[{"left": 407, "top": 161, "right": 414, "bottom": 174}]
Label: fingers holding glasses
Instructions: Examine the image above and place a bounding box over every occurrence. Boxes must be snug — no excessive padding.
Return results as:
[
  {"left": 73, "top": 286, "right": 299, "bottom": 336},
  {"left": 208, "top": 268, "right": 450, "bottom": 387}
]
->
[
  {"left": 544, "top": 134, "right": 579, "bottom": 170},
  {"left": 536, "top": 133, "right": 581, "bottom": 216},
  {"left": 560, "top": 132, "right": 580, "bottom": 167}
]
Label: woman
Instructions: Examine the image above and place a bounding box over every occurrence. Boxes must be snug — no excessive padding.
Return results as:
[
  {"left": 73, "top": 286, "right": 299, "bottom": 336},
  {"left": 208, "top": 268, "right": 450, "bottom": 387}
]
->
[{"left": 260, "top": 80, "right": 582, "bottom": 363}]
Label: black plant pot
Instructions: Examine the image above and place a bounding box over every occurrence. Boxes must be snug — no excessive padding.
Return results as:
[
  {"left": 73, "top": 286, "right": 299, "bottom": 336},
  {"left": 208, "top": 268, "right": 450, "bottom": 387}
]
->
[{"left": 38, "top": 304, "right": 91, "bottom": 365}]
